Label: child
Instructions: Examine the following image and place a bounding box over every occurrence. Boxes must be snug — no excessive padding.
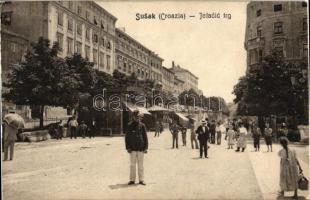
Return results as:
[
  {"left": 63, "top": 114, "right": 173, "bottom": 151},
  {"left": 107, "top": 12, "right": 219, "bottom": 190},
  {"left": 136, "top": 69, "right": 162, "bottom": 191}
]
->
[{"left": 226, "top": 124, "right": 235, "bottom": 149}]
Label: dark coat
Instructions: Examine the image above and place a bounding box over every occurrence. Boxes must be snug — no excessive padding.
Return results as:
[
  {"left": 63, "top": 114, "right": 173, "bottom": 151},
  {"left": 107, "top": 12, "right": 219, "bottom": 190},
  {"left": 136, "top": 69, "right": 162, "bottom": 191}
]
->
[
  {"left": 196, "top": 125, "right": 209, "bottom": 143},
  {"left": 125, "top": 121, "right": 148, "bottom": 151}
]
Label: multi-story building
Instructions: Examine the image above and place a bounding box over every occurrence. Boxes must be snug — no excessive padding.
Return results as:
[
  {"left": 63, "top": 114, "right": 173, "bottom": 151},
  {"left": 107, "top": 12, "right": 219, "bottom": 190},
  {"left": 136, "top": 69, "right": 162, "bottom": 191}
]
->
[
  {"left": 1, "top": 1, "right": 117, "bottom": 75},
  {"left": 244, "top": 1, "right": 308, "bottom": 73},
  {"left": 115, "top": 28, "right": 163, "bottom": 83},
  {"left": 174, "top": 76, "right": 185, "bottom": 97},
  {"left": 1, "top": 26, "right": 31, "bottom": 118},
  {"left": 161, "top": 66, "right": 175, "bottom": 94},
  {"left": 170, "top": 61, "right": 199, "bottom": 92},
  {"left": 1, "top": 1, "right": 117, "bottom": 119}
]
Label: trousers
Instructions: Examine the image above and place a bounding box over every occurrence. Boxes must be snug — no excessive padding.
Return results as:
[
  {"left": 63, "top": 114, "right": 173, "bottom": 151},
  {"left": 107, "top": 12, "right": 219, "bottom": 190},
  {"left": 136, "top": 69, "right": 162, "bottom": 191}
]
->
[
  {"left": 130, "top": 151, "right": 144, "bottom": 182},
  {"left": 191, "top": 134, "right": 199, "bottom": 149},
  {"left": 199, "top": 142, "right": 208, "bottom": 158},
  {"left": 172, "top": 133, "right": 178, "bottom": 148},
  {"left": 4, "top": 141, "right": 15, "bottom": 160}
]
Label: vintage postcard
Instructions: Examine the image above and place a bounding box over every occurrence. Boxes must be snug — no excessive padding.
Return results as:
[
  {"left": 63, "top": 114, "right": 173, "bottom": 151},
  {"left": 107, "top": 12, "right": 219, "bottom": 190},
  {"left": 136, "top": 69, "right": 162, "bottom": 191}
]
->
[{"left": 1, "top": 0, "right": 309, "bottom": 199}]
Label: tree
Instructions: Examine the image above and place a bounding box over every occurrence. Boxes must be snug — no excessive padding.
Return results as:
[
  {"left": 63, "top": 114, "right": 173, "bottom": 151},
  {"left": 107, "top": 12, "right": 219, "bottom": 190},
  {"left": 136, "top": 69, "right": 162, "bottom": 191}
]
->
[
  {"left": 3, "top": 37, "right": 94, "bottom": 127},
  {"left": 233, "top": 52, "right": 308, "bottom": 124}
]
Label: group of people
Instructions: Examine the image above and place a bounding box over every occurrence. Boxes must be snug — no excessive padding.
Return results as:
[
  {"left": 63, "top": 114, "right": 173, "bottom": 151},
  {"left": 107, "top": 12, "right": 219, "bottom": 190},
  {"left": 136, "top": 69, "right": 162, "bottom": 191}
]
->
[
  {"left": 168, "top": 118, "right": 227, "bottom": 158},
  {"left": 49, "top": 117, "right": 93, "bottom": 139},
  {"left": 124, "top": 112, "right": 306, "bottom": 200}
]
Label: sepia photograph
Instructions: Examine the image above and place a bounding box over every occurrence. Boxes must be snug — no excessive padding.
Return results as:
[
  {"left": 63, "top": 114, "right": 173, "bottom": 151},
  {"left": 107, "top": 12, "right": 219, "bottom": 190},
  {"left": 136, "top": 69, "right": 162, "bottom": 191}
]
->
[{"left": 1, "top": 0, "right": 309, "bottom": 199}]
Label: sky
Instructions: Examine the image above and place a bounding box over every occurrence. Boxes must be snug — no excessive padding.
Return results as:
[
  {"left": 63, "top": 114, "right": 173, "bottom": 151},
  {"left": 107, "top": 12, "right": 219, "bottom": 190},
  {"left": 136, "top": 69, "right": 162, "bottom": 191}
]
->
[{"left": 98, "top": 0, "right": 249, "bottom": 103}]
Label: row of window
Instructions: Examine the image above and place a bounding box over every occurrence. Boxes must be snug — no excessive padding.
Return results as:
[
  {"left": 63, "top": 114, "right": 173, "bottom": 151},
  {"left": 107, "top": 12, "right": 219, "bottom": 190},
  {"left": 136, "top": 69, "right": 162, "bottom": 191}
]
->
[
  {"left": 56, "top": 33, "right": 111, "bottom": 70},
  {"left": 117, "top": 57, "right": 162, "bottom": 81},
  {"left": 59, "top": 1, "right": 113, "bottom": 32},
  {"left": 254, "top": 18, "right": 307, "bottom": 38},
  {"left": 117, "top": 41, "right": 148, "bottom": 64},
  {"left": 57, "top": 12, "right": 112, "bottom": 49},
  {"left": 249, "top": 43, "right": 308, "bottom": 65},
  {"left": 256, "top": 2, "right": 307, "bottom": 17},
  {"left": 117, "top": 33, "right": 162, "bottom": 69}
]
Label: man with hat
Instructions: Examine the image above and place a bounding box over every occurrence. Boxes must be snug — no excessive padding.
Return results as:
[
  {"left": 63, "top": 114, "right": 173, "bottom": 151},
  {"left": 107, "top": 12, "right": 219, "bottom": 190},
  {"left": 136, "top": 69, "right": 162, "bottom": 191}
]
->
[
  {"left": 196, "top": 120, "right": 210, "bottom": 158},
  {"left": 125, "top": 111, "right": 148, "bottom": 185}
]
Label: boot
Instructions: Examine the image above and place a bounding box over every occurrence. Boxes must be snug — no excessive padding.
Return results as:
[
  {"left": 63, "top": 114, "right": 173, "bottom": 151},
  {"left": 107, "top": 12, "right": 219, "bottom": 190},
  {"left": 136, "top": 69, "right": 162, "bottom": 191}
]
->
[
  {"left": 235, "top": 147, "right": 240, "bottom": 152},
  {"left": 242, "top": 148, "right": 245, "bottom": 152}
]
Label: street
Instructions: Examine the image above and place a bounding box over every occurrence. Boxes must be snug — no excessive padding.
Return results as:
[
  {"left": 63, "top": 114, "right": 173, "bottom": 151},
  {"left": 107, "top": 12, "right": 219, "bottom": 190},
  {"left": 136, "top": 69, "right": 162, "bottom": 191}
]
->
[{"left": 2, "top": 130, "right": 309, "bottom": 200}]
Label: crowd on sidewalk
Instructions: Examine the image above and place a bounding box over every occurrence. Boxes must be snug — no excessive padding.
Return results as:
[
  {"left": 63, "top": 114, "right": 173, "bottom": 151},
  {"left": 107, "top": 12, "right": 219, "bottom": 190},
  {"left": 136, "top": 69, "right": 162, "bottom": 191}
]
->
[
  {"left": 126, "top": 114, "right": 308, "bottom": 199},
  {"left": 2, "top": 111, "right": 308, "bottom": 199}
]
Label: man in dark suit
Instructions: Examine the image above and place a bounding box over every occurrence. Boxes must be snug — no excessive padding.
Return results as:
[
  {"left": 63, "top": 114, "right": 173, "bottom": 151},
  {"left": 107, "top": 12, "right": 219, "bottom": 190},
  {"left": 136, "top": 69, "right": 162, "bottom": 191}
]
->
[
  {"left": 196, "top": 120, "right": 210, "bottom": 158},
  {"left": 125, "top": 111, "right": 148, "bottom": 185}
]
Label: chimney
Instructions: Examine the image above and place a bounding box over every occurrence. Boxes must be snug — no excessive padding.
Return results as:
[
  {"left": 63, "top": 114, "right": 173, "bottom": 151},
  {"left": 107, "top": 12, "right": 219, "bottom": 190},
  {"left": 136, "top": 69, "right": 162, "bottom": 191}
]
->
[{"left": 172, "top": 61, "right": 175, "bottom": 68}]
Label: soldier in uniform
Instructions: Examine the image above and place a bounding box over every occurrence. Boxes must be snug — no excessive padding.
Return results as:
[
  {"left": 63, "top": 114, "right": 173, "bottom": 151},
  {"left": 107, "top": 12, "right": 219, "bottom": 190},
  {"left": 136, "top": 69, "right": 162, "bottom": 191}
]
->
[{"left": 125, "top": 111, "right": 148, "bottom": 185}]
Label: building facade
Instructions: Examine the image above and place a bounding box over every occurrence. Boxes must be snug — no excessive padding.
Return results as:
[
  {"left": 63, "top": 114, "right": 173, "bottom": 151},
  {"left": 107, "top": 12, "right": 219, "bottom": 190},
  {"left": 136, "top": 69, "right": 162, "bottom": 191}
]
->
[
  {"left": 0, "top": 28, "right": 31, "bottom": 118},
  {"left": 174, "top": 76, "right": 185, "bottom": 97},
  {"left": 170, "top": 61, "right": 199, "bottom": 92},
  {"left": 161, "top": 66, "right": 175, "bottom": 94},
  {"left": 1, "top": 1, "right": 117, "bottom": 75},
  {"left": 245, "top": 1, "right": 308, "bottom": 73},
  {"left": 115, "top": 28, "right": 163, "bottom": 83}
]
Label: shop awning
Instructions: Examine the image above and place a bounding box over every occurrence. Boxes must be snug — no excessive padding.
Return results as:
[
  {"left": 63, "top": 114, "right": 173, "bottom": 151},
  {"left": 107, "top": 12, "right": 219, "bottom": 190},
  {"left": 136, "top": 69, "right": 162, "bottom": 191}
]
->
[
  {"left": 174, "top": 112, "right": 189, "bottom": 122},
  {"left": 126, "top": 104, "right": 151, "bottom": 115}
]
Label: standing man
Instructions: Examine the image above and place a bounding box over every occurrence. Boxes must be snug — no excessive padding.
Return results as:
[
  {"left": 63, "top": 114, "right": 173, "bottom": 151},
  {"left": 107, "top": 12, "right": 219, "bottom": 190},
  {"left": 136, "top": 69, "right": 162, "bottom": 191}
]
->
[
  {"left": 125, "top": 111, "right": 148, "bottom": 185},
  {"left": 196, "top": 120, "right": 210, "bottom": 158},
  {"left": 154, "top": 120, "right": 160, "bottom": 137},
  {"left": 189, "top": 119, "right": 199, "bottom": 149},
  {"left": 181, "top": 125, "right": 187, "bottom": 146},
  {"left": 252, "top": 122, "right": 261, "bottom": 151},
  {"left": 209, "top": 120, "right": 216, "bottom": 144},
  {"left": 3, "top": 121, "right": 18, "bottom": 161},
  {"left": 170, "top": 120, "right": 179, "bottom": 149},
  {"left": 69, "top": 116, "right": 78, "bottom": 139}
]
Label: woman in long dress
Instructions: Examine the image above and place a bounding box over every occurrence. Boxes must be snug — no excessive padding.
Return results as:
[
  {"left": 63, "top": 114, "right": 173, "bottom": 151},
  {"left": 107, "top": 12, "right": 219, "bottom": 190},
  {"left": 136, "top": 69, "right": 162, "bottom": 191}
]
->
[
  {"left": 278, "top": 137, "right": 302, "bottom": 199},
  {"left": 226, "top": 124, "right": 235, "bottom": 149},
  {"left": 236, "top": 122, "right": 248, "bottom": 152}
]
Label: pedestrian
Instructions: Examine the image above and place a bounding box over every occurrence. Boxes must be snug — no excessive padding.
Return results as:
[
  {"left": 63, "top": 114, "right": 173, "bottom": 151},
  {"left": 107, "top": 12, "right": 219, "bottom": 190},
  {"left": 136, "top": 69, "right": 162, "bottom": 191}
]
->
[
  {"left": 209, "top": 120, "right": 216, "bottom": 144},
  {"left": 235, "top": 122, "right": 248, "bottom": 152},
  {"left": 181, "top": 125, "right": 187, "bottom": 146},
  {"left": 125, "top": 111, "right": 148, "bottom": 186},
  {"left": 196, "top": 120, "right": 209, "bottom": 158},
  {"left": 265, "top": 122, "right": 273, "bottom": 152},
  {"left": 3, "top": 120, "right": 18, "bottom": 161},
  {"left": 78, "top": 121, "right": 88, "bottom": 138},
  {"left": 226, "top": 124, "right": 235, "bottom": 149},
  {"left": 159, "top": 121, "right": 163, "bottom": 134},
  {"left": 56, "top": 120, "right": 63, "bottom": 140},
  {"left": 216, "top": 121, "right": 225, "bottom": 145},
  {"left": 154, "top": 120, "right": 160, "bottom": 137},
  {"left": 69, "top": 116, "right": 78, "bottom": 139},
  {"left": 278, "top": 137, "right": 302, "bottom": 199},
  {"left": 278, "top": 123, "right": 288, "bottom": 139},
  {"left": 252, "top": 122, "right": 261, "bottom": 151},
  {"left": 89, "top": 119, "right": 96, "bottom": 138},
  {"left": 170, "top": 120, "right": 179, "bottom": 149},
  {"left": 189, "top": 119, "right": 199, "bottom": 149}
]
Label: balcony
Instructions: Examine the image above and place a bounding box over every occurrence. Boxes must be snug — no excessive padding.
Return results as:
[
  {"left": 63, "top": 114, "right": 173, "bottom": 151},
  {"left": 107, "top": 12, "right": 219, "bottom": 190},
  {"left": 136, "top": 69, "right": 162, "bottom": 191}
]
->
[{"left": 246, "top": 37, "right": 265, "bottom": 49}]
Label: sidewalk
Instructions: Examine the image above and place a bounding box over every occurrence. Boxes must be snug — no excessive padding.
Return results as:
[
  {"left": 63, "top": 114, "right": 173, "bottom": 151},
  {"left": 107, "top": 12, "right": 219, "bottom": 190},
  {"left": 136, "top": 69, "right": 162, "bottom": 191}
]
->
[{"left": 2, "top": 129, "right": 309, "bottom": 200}]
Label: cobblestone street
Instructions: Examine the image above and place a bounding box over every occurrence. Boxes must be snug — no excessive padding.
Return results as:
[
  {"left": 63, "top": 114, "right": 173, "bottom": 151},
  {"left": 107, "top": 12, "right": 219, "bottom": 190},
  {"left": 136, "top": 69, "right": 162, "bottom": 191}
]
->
[{"left": 2, "top": 130, "right": 309, "bottom": 200}]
